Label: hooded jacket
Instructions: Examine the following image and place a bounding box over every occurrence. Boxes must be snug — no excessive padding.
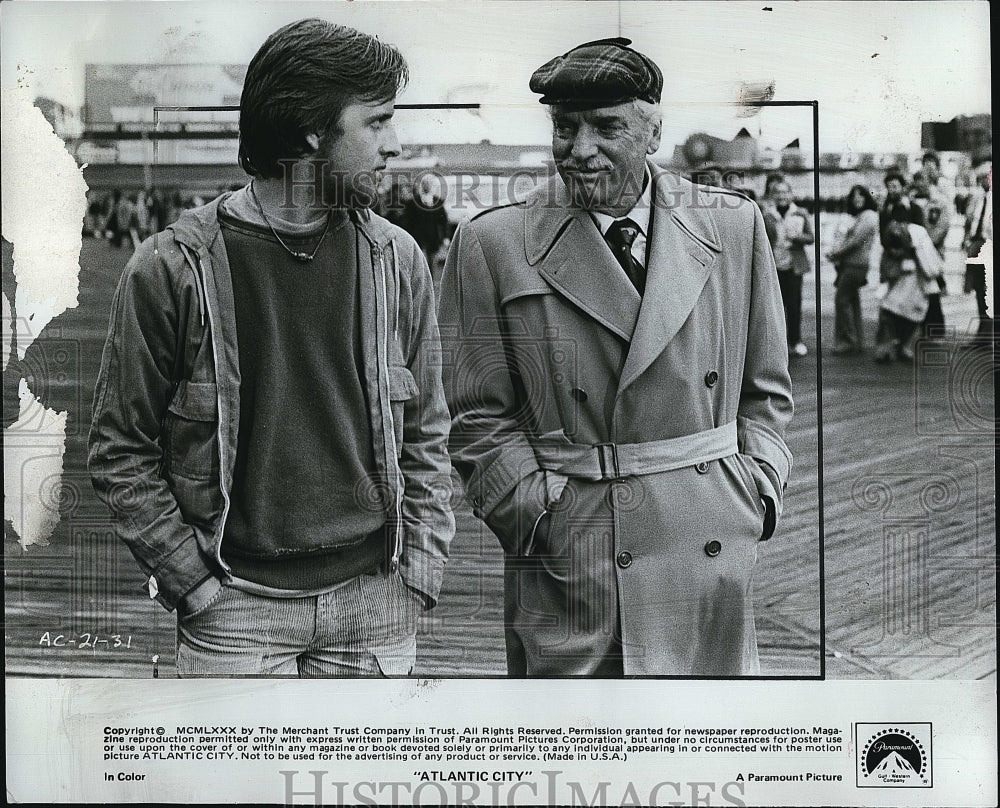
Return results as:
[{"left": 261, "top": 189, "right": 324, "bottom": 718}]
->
[{"left": 88, "top": 194, "right": 454, "bottom": 612}]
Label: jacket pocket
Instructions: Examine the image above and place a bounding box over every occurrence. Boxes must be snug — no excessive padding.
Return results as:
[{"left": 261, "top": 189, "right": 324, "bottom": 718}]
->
[
  {"left": 388, "top": 365, "right": 419, "bottom": 457},
  {"left": 164, "top": 380, "right": 219, "bottom": 480}
]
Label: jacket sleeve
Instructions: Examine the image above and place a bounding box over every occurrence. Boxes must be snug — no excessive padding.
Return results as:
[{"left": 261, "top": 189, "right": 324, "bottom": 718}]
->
[
  {"left": 397, "top": 237, "right": 456, "bottom": 608},
  {"left": 792, "top": 208, "right": 815, "bottom": 244},
  {"left": 88, "top": 240, "right": 218, "bottom": 612},
  {"left": 437, "top": 219, "right": 564, "bottom": 556},
  {"left": 737, "top": 204, "right": 795, "bottom": 538}
]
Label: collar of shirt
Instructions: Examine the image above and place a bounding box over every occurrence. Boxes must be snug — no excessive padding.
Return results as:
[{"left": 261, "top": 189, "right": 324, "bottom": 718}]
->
[{"left": 591, "top": 168, "right": 652, "bottom": 266}]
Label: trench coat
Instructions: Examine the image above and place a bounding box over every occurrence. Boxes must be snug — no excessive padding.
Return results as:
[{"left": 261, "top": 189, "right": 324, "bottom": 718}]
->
[{"left": 438, "top": 164, "right": 794, "bottom": 676}]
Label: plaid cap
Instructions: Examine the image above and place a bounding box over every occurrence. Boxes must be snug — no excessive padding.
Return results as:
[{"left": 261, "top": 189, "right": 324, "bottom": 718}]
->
[{"left": 529, "top": 37, "right": 663, "bottom": 108}]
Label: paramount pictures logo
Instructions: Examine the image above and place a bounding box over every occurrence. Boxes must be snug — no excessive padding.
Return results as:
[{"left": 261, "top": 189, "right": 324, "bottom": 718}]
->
[{"left": 855, "top": 723, "right": 932, "bottom": 788}]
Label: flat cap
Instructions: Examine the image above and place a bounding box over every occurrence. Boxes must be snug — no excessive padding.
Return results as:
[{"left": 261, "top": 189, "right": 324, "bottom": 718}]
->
[{"left": 529, "top": 37, "right": 663, "bottom": 108}]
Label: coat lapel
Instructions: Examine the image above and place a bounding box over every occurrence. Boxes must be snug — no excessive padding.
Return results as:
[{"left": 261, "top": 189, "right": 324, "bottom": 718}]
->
[
  {"left": 525, "top": 176, "right": 641, "bottom": 342},
  {"left": 618, "top": 167, "right": 721, "bottom": 392}
]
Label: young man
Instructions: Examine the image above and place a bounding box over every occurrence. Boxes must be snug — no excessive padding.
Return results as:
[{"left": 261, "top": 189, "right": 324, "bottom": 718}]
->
[
  {"left": 438, "top": 38, "right": 793, "bottom": 676},
  {"left": 89, "top": 19, "right": 454, "bottom": 677}
]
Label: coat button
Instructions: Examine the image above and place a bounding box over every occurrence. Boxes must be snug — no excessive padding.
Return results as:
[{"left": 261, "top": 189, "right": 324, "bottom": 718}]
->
[
  {"left": 704, "top": 540, "right": 722, "bottom": 557},
  {"left": 571, "top": 387, "right": 588, "bottom": 402},
  {"left": 616, "top": 551, "right": 633, "bottom": 569},
  {"left": 695, "top": 461, "right": 710, "bottom": 474},
  {"left": 704, "top": 370, "right": 719, "bottom": 387}
]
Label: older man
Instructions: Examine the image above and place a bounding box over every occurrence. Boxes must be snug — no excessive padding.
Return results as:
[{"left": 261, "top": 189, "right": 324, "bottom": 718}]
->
[{"left": 438, "top": 38, "right": 793, "bottom": 676}]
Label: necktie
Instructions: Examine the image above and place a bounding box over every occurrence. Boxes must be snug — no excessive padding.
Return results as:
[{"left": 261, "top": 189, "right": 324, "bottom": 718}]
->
[{"left": 605, "top": 218, "right": 646, "bottom": 296}]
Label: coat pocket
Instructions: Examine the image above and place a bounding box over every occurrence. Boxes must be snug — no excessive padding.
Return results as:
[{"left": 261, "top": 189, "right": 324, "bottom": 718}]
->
[
  {"left": 164, "top": 380, "right": 219, "bottom": 481},
  {"left": 731, "top": 453, "right": 778, "bottom": 541},
  {"left": 388, "top": 365, "right": 419, "bottom": 457},
  {"left": 533, "top": 474, "right": 574, "bottom": 578},
  {"left": 731, "top": 452, "right": 767, "bottom": 525}
]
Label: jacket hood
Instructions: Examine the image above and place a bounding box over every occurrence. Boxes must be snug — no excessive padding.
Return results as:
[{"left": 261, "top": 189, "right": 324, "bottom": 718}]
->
[{"left": 168, "top": 194, "right": 228, "bottom": 253}]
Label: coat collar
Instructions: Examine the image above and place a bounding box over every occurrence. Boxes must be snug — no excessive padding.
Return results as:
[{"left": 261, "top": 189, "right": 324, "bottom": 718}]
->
[
  {"left": 618, "top": 166, "right": 721, "bottom": 391},
  {"left": 523, "top": 174, "right": 641, "bottom": 340},
  {"left": 523, "top": 163, "right": 721, "bottom": 387}
]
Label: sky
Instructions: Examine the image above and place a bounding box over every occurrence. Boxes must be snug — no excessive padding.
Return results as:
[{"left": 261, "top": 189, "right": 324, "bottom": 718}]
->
[{"left": 0, "top": 0, "right": 992, "bottom": 155}]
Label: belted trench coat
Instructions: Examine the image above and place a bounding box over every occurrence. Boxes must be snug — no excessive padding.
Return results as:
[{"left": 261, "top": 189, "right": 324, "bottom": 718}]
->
[{"left": 438, "top": 165, "right": 793, "bottom": 675}]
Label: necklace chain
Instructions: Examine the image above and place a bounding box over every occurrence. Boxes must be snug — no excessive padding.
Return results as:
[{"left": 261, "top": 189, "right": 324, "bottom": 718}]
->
[{"left": 249, "top": 182, "right": 333, "bottom": 262}]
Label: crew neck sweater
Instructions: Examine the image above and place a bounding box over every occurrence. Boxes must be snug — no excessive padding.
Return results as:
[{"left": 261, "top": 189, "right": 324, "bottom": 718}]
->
[{"left": 216, "top": 188, "right": 385, "bottom": 591}]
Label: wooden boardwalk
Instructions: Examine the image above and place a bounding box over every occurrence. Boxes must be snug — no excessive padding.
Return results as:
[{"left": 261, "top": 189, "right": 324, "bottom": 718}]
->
[{"left": 4, "top": 235, "right": 995, "bottom": 679}]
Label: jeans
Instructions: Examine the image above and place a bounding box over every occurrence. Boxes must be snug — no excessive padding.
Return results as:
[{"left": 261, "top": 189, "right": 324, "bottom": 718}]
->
[
  {"left": 176, "top": 571, "right": 420, "bottom": 677},
  {"left": 833, "top": 268, "right": 866, "bottom": 353},
  {"left": 776, "top": 270, "right": 803, "bottom": 345}
]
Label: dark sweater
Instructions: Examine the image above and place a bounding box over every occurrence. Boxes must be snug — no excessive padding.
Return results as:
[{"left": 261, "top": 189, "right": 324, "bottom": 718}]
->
[{"left": 218, "top": 197, "right": 385, "bottom": 590}]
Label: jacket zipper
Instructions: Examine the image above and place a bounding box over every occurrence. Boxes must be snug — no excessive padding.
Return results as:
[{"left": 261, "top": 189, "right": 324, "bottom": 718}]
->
[
  {"left": 372, "top": 242, "right": 404, "bottom": 571},
  {"left": 182, "top": 244, "right": 231, "bottom": 575}
]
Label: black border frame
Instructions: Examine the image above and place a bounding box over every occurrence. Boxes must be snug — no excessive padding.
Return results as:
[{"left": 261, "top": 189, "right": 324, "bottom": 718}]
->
[{"left": 151, "top": 98, "right": 826, "bottom": 681}]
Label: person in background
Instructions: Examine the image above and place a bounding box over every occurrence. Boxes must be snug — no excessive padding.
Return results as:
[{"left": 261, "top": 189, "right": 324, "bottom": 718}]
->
[
  {"left": 827, "top": 184, "right": 879, "bottom": 355},
  {"left": 878, "top": 171, "right": 924, "bottom": 339},
  {"left": 962, "top": 159, "right": 993, "bottom": 344},
  {"left": 953, "top": 170, "right": 972, "bottom": 217},
  {"left": 910, "top": 167, "right": 950, "bottom": 338},
  {"left": 880, "top": 171, "right": 924, "bottom": 235},
  {"left": 107, "top": 189, "right": 127, "bottom": 248},
  {"left": 148, "top": 189, "right": 166, "bottom": 236},
  {"left": 403, "top": 173, "right": 450, "bottom": 284},
  {"left": 84, "top": 191, "right": 104, "bottom": 238},
  {"left": 762, "top": 179, "right": 814, "bottom": 357},
  {"left": 874, "top": 219, "right": 943, "bottom": 362},
  {"left": 918, "top": 152, "right": 954, "bottom": 257},
  {"left": 132, "top": 190, "right": 151, "bottom": 244},
  {"left": 763, "top": 172, "right": 786, "bottom": 204}
]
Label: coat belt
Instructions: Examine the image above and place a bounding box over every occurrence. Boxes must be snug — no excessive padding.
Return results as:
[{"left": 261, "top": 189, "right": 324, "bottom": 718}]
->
[{"left": 533, "top": 421, "right": 738, "bottom": 481}]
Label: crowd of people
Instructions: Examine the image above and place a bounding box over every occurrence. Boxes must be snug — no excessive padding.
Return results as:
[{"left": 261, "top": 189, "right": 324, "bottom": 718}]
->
[
  {"left": 733, "top": 152, "right": 993, "bottom": 362},
  {"left": 84, "top": 188, "right": 214, "bottom": 248},
  {"left": 86, "top": 177, "right": 456, "bottom": 284},
  {"left": 89, "top": 149, "right": 991, "bottom": 364},
  {"left": 826, "top": 152, "right": 993, "bottom": 361}
]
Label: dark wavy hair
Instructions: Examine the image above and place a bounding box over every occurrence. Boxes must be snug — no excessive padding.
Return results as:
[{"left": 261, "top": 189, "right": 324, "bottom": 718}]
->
[
  {"left": 238, "top": 19, "right": 408, "bottom": 178},
  {"left": 845, "top": 184, "right": 877, "bottom": 215}
]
